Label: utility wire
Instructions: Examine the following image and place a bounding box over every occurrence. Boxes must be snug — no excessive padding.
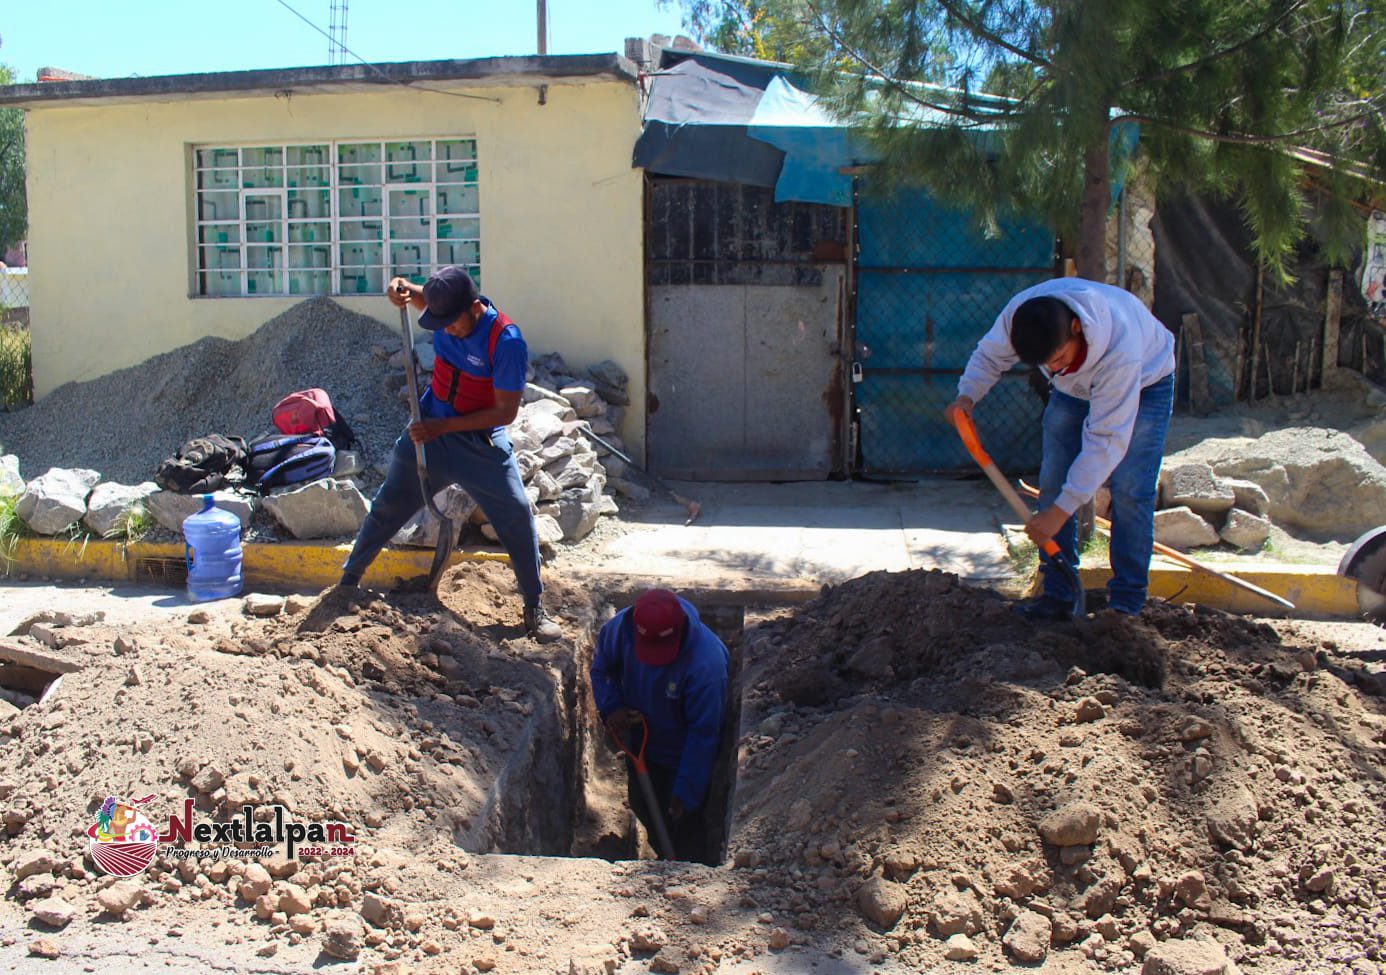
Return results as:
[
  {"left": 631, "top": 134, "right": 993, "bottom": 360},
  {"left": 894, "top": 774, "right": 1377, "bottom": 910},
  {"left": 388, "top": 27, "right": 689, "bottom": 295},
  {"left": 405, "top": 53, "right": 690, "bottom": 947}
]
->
[{"left": 269, "top": 0, "right": 501, "bottom": 103}]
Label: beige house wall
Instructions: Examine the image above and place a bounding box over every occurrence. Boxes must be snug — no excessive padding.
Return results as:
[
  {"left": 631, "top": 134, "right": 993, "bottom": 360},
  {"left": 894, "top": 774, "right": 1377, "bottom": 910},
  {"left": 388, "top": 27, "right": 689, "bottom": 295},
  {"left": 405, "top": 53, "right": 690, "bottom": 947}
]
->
[{"left": 22, "top": 77, "right": 647, "bottom": 451}]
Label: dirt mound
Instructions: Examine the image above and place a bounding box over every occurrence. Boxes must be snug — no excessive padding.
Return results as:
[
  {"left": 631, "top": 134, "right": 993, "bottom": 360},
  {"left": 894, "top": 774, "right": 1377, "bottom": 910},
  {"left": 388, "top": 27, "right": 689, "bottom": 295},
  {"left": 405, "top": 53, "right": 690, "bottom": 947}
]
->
[
  {"left": 0, "top": 298, "right": 403, "bottom": 485},
  {"left": 731, "top": 569, "right": 1386, "bottom": 970}
]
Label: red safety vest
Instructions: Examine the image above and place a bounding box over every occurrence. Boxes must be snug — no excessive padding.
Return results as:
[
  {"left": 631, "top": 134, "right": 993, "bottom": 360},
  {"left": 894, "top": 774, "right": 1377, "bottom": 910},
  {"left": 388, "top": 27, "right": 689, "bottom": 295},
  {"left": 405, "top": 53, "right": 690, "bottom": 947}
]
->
[{"left": 429, "top": 311, "right": 511, "bottom": 415}]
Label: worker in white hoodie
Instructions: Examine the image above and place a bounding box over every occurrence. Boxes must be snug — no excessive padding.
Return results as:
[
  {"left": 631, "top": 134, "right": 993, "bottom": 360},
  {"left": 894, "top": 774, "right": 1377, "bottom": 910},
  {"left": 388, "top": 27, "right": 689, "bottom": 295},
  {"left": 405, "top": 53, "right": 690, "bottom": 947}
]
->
[{"left": 946, "top": 278, "right": 1176, "bottom": 619}]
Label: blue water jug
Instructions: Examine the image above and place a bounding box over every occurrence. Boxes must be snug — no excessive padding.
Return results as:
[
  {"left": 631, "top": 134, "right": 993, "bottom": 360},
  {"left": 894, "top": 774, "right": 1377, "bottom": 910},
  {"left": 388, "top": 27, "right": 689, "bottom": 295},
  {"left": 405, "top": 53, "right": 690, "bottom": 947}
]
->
[{"left": 183, "top": 495, "right": 244, "bottom": 601}]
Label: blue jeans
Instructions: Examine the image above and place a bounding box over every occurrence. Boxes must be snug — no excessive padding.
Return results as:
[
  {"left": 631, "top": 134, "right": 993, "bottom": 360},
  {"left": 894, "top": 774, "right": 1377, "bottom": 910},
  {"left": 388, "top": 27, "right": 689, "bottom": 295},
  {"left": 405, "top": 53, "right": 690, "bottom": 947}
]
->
[
  {"left": 341, "top": 427, "right": 543, "bottom": 603},
  {"left": 1037, "top": 374, "right": 1174, "bottom": 614}
]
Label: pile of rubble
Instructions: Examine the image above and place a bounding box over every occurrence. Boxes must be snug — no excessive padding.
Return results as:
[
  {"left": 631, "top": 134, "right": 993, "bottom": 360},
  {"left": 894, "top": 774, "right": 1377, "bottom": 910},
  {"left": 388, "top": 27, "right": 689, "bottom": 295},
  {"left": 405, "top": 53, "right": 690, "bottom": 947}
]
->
[
  {"left": 1, "top": 351, "right": 638, "bottom": 551},
  {"left": 1151, "top": 461, "right": 1274, "bottom": 552}
]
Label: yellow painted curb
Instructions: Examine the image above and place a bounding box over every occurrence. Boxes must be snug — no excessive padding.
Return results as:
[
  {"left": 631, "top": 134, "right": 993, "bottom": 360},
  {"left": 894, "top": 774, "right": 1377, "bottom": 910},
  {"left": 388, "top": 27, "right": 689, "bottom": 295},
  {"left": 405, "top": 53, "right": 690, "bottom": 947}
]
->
[
  {"left": 1076, "top": 560, "right": 1359, "bottom": 617},
  {"left": 3, "top": 537, "right": 509, "bottom": 592}
]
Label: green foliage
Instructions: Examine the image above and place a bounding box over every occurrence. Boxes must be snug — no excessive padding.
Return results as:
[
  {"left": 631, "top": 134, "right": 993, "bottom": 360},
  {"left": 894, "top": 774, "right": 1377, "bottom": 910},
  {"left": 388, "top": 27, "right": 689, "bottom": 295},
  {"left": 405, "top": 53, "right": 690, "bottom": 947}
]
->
[
  {"left": 104, "top": 504, "right": 154, "bottom": 543},
  {"left": 660, "top": 0, "right": 831, "bottom": 62},
  {"left": 0, "top": 324, "right": 32, "bottom": 407},
  {"left": 668, "top": 0, "right": 1386, "bottom": 277},
  {"left": 0, "top": 491, "right": 21, "bottom": 566},
  {"left": 0, "top": 62, "right": 25, "bottom": 253}
]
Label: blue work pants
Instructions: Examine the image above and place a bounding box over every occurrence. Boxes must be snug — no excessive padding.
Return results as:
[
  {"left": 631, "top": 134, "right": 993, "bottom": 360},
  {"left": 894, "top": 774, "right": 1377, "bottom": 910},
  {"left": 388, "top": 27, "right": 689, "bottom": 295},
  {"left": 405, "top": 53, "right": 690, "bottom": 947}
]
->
[
  {"left": 1037, "top": 374, "right": 1174, "bottom": 614},
  {"left": 341, "top": 428, "right": 542, "bottom": 603}
]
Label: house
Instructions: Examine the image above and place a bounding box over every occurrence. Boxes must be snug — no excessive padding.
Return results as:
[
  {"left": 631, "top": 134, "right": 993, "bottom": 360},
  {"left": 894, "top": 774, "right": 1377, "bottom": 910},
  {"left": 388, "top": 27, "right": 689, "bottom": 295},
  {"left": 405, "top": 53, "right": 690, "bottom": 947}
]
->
[{"left": 0, "top": 55, "right": 648, "bottom": 450}]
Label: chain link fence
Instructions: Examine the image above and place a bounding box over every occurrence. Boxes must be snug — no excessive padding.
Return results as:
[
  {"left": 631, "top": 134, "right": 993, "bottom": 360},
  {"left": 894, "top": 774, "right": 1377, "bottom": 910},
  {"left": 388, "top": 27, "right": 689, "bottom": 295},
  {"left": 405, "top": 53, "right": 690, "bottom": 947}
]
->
[
  {"left": 852, "top": 180, "right": 1055, "bottom": 474},
  {"left": 0, "top": 261, "right": 34, "bottom": 408}
]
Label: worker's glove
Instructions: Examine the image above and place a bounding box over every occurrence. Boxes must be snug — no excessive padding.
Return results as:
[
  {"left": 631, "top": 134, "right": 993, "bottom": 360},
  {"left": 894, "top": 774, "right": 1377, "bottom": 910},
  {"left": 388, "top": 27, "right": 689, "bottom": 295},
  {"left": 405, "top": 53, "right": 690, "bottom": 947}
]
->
[
  {"left": 605, "top": 707, "right": 643, "bottom": 738},
  {"left": 666, "top": 797, "right": 686, "bottom": 821}
]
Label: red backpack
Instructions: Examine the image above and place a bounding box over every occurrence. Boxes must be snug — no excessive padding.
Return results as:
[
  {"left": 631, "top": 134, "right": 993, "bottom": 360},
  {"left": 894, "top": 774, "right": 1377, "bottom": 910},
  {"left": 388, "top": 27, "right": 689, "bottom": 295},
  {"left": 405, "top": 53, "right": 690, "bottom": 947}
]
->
[{"left": 272, "top": 388, "right": 359, "bottom": 452}]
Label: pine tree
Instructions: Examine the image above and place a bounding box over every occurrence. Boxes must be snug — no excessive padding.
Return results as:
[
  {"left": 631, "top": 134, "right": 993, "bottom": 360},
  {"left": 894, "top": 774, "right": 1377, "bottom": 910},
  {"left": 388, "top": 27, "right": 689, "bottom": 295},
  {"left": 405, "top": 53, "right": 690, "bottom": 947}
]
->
[
  {"left": 0, "top": 56, "right": 28, "bottom": 254},
  {"left": 668, "top": 0, "right": 1386, "bottom": 279}
]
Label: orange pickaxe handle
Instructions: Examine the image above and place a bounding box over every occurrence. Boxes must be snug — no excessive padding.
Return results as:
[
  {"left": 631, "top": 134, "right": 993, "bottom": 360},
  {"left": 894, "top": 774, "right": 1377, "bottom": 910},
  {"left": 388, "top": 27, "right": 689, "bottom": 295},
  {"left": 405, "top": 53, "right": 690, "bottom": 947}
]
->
[{"left": 951, "top": 410, "right": 1063, "bottom": 559}]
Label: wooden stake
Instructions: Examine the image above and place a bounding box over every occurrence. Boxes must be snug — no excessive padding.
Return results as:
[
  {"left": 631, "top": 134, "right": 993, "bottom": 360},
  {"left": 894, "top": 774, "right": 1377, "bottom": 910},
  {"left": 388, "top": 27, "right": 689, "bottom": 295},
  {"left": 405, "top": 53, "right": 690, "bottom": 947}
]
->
[
  {"left": 1323, "top": 269, "right": 1343, "bottom": 385},
  {"left": 1250, "top": 262, "right": 1265, "bottom": 400},
  {"left": 1308, "top": 334, "right": 1318, "bottom": 392},
  {"left": 1263, "top": 340, "right": 1276, "bottom": 397},
  {"left": 1292, "top": 340, "right": 1302, "bottom": 396}
]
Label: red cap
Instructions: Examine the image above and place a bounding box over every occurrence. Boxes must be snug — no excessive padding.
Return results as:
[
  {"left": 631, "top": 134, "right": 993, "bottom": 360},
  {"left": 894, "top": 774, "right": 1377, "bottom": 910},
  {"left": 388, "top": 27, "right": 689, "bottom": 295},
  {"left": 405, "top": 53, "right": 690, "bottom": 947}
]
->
[{"left": 632, "top": 588, "right": 686, "bottom": 666}]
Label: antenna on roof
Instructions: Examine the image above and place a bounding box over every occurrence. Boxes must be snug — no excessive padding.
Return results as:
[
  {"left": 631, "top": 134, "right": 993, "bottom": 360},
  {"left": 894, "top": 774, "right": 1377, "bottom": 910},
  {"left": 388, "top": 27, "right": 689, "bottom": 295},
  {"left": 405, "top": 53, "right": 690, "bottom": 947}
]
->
[{"left": 328, "top": 0, "right": 349, "bottom": 65}]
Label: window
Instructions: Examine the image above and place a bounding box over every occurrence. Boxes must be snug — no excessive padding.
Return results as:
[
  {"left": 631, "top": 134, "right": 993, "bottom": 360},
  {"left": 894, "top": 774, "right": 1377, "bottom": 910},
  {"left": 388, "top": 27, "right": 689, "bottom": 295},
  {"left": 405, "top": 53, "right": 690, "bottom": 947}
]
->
[{"left": 194, "top": 138, "right": 480, "bottom": 297}]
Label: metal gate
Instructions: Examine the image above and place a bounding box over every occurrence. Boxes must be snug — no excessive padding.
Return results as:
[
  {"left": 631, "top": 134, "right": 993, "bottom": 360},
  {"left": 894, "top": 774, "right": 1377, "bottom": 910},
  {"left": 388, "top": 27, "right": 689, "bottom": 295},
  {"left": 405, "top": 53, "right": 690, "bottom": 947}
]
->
[{"left": 852, "top": 183, "right": 1055, "bottom": 474}]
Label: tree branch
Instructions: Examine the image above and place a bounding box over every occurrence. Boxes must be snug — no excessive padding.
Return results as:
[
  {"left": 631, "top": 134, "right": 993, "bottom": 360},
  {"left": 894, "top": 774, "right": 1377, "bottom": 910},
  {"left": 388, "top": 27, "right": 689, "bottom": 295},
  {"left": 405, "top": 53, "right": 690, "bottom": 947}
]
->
[
  {"left": 934, "top": 0, "right": 1050, "bottom": 68},
  {"left": 1125, "top": 0, "right": 1309, "bottom": 87},
  {"left": 1110, "top": 105, "right": 1381, "bottom": 145}
]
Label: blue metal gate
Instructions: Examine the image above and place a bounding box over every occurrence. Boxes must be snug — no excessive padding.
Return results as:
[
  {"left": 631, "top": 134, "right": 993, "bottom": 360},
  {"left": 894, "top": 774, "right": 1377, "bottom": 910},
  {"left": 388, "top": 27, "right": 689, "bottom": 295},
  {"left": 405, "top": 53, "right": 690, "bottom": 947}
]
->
[{"left": 853, "top": 183, "right": 1056, "bottom": 473}]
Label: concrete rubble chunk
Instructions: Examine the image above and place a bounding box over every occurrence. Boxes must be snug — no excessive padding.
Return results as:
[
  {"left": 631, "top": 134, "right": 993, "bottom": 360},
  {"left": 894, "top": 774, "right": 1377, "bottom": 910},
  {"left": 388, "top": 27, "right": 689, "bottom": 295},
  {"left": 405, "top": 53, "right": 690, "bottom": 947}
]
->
[
  {"left": 1222, "top": 477, "right": 1270, "bottom": 516},
  {"left": 1219, "top": 508, "right": 1271, "bottom": 551},
  {"left": 262, "top": 478, "right": 368, "bottom": 539},
  {"left": 0, "top": 454, "right": 25, "bottom": 496},
  {"left": 1154, "top": 506, "right": 1220, "bottom": 550},
  {"left": 14, "top": 848, "right": 60, "bottom": 881},
  {"left": 82, "top": 481, "right": 158, "bottom": 537},
  {"left": 15, "top": 467, "right": 100, "bottom": 535},
  {"left": 243, "top": 594, "right": 285, "bottom": 618},
  {"left": 1160, "top": 462, "right": 1236, "bottom": 516},
  {"left": 392, "top": 484, "right": 476, "bottom": 548},
  {"left": 321, "top": 914, "right": 364, "bottom": 960},
  {"left": 0, "top": 640, "right": 82, "bottom": 674},
  {"left": 29, "top": 896, "right": 76, "bottom": 928},
  {"left": 97, "top": 880, "right": 147, "bottom": 917},
  {"left": 559, "top": 383, "right": 605, "bottom": 418},
  {"left": 145, "top": 489, "right": 256, "bottom": 533},
  {"left": 1141, "top": 938, "right": 1234, "bottom": 975},
  {"left": 1166, "top": 427, "right": 1386, "bottom": 537}
]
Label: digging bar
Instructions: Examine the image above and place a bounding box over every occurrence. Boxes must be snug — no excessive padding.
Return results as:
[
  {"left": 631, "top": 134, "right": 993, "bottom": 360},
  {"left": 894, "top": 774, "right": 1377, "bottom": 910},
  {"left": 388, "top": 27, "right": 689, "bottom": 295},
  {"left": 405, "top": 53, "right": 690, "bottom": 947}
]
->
[
  {"left": 1017, "top": 480, "right": 1295, "bottom": 610},
  {"left": 577, "top": 425, "right": 701, "bottom": 526},
  {"left": 610, "top": 713, "right": 677, "bottom": 860},
  {"left": 951, "top": 412, "right": 1086, "bottom": 618},
  {"left": 398, "top": 297, "right": 455, "bottom": 594}
]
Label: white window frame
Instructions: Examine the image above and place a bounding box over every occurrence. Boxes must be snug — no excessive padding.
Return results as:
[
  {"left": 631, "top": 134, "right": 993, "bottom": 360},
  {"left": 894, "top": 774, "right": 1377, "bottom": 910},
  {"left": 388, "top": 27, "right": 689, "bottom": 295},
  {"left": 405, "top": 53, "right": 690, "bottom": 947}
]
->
[{"left": 193, "top": 137, "right": 481, "bottom": 297}]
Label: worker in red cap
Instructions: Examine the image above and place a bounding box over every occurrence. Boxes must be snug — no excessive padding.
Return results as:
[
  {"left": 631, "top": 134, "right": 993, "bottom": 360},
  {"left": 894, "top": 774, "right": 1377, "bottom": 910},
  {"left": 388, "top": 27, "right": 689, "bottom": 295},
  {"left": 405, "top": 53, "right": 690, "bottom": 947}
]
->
[{"left": 590, "top": 588, "right": 730, "bottom": 864}]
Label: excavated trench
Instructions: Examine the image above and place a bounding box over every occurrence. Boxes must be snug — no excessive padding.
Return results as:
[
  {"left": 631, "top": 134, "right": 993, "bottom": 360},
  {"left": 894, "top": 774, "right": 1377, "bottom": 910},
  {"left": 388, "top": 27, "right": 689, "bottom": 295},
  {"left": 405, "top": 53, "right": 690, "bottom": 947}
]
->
[{"left": 465, "top": 592, "right": 748, "bottom": 864}]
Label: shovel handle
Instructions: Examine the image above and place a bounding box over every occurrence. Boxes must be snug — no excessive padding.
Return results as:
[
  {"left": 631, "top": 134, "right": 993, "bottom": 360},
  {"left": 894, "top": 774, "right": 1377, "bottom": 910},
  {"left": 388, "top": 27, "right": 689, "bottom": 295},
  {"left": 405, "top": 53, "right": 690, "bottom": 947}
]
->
[{"left": 951, "top": 411, "right": 1062, "bottom": 558}]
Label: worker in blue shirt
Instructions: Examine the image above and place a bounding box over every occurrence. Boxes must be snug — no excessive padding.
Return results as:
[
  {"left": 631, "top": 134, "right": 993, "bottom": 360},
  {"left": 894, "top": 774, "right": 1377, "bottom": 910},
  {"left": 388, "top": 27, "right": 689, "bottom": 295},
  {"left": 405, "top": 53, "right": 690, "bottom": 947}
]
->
[{"left": 591, "top": 588, "right": 730, "bottom": 865}]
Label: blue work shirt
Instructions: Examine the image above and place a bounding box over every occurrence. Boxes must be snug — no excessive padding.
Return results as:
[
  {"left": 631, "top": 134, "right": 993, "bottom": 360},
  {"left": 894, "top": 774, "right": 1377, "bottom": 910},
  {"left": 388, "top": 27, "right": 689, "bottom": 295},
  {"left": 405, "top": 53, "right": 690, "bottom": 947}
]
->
[
  {"left": 591, "top": 598, "right": 730, "bottom": 810},
  {"left": 420, "top": 299, "right": 527, "bottom": 434}
]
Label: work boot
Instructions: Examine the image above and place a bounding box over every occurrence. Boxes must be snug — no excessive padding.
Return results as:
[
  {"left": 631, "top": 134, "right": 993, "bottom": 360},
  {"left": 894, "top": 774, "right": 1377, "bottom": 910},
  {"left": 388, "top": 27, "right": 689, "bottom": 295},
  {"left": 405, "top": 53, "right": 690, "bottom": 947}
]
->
[
  {"left": 1014, "top": 594, "right": 1073, "bottom": 622},
  {"left": 524, "top": 604, "right": 562, "bottom": 643}
]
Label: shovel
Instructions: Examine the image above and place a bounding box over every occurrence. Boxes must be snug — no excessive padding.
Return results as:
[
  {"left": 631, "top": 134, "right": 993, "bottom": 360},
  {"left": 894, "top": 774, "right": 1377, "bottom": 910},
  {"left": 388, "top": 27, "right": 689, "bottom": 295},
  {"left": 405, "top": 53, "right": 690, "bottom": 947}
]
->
[
  {"left": 398, "top": 299, "right": 454, "bottom": 594},
  {"left": 951, "top": 411, "right": 1086, "bottom": 618},
  {"left": 609, "top": 713, "right": 677, "bottom": 860}
]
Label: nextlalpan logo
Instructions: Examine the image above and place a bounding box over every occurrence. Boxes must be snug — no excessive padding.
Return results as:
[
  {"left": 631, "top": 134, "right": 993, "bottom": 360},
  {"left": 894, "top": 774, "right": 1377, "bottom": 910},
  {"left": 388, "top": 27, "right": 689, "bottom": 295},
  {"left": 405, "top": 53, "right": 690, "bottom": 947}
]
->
[{"left": 89, "top": 793, "right": 356, "bottom": 877}]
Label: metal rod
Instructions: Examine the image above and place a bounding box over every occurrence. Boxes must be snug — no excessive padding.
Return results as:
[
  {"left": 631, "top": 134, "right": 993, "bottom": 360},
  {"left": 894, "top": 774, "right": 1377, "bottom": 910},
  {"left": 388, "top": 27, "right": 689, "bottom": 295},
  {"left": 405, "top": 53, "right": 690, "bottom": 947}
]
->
[{"left": 537, "top": 0, "right": 548, "bottom": 54}]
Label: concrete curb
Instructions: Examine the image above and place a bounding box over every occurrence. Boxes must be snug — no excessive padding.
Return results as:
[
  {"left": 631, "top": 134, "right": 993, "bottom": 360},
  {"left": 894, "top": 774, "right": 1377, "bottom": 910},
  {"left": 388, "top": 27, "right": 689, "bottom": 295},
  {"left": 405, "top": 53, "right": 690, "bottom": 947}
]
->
[
  {"left": 1080, "top": 561, "right": 1358, "bottom": 618},
  {"left": 3, "top": 538, "right": 509, "bottom": 593}
]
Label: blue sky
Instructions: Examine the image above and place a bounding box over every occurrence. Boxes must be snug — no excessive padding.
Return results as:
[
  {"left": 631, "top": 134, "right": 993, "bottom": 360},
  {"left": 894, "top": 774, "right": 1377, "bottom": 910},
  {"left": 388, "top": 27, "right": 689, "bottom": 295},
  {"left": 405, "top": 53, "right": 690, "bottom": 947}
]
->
[{"left": 0, "top": 1, "right": 693, "bottom": 83}]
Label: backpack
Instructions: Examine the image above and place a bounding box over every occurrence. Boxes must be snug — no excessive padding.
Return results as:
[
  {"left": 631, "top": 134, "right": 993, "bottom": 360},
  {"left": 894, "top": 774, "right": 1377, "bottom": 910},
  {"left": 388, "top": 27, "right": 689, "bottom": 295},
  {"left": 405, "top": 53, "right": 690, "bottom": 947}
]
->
[
  {"left": 272, "top": 388, "right": 360, "bottom": 452},
  {"left": 245, "top": 434, "right": 336, "bottom": 493},
  {"left": 154, "top": 434, "right": 248, "bottom": 494}
]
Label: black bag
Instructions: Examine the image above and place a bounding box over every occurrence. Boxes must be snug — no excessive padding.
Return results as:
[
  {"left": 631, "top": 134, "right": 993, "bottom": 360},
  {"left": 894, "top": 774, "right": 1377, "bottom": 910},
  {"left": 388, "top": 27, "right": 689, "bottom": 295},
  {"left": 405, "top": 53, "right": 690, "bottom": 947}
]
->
[
  {"left": 245, "top": 434, "right": 336, "bottom": 493},
  {"left": 154, "top": 434, "right": 248, "bottom": 494}
]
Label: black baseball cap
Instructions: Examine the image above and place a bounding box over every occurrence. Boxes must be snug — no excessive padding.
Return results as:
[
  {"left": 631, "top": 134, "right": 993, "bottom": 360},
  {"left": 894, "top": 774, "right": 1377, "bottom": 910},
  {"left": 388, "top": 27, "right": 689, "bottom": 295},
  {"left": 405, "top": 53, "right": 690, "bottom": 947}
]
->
[{"left": 417, "top": 265, "right": 480, "bottom": 331}]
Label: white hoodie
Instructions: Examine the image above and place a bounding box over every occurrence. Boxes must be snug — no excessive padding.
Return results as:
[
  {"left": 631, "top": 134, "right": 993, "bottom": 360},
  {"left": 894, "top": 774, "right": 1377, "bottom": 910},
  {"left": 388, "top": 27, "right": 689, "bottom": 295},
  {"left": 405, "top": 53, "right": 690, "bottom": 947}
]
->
[{"left": 957, "top": 277, "right": 1175, "bottom": 514}]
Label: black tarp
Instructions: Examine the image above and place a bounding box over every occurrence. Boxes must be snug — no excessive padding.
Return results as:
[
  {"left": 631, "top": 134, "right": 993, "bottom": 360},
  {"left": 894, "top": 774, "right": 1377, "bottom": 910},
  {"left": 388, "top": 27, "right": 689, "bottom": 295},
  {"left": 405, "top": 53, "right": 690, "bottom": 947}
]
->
[{"left": 1153, "top": 195, "right": 1380, "bottom": 405}]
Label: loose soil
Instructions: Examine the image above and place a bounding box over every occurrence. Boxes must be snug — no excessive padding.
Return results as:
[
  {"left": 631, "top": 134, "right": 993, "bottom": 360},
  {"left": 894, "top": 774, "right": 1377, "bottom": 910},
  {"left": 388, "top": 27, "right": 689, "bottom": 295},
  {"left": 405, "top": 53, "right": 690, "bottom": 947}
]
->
[{"left": 2, "top": 564, "right": 1384, "bottom": 974}]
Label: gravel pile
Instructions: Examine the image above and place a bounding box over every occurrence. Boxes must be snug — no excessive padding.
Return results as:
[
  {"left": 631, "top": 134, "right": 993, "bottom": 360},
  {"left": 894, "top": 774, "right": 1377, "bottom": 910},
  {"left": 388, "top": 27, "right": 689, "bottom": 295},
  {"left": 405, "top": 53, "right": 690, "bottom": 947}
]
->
[{"left": 0, "top": 298, "right": 405, "bottom": 485}]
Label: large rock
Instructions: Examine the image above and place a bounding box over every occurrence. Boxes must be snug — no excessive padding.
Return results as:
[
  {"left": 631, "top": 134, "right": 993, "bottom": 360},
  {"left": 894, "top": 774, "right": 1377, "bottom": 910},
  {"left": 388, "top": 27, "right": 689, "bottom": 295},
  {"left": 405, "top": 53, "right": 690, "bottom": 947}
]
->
[
  {"left": 855, "top": 877, "right": 907, "bottom": 930},
  {"left": 82, "top": 482, "right": 158, "bottom": 537},
  {"left": 1141, "top": 938, "right": 1234, "bottom": 975},
  {"left": 1159, "top": 463, "right": 1235, "bottom": 517},
  {"left": 514, "top": 407, "right": 565, "bottom": 447},
  {"left": 1207, "top": 787, "right": 1260, "bottom": 852},
  {"left": 15, "top": 468, "right": 100, "bottom": 535},
  {"left": 1039, "top": 802, "right": 1101, "bottom": 846},
  {"left": 1219, "top": 508, "right": 1271, "bottom": 551},
  {"left": 392, "top": 484, "right": 475, "bottom": 548},
  {"left": 263, "top": 479, "right": 368, "bottom": 539},
  {"left": 1167, "top": 428, "right": 1386, "bottom": 538},
  {"left": 546, "top": 490, "right": 616, "bottom": 542},
  {"left": 929, "top": 890, "right": 983, "bottom": 936},
  {"left": 534, "top": 514, "right": 564, "bottom": 547},
  {"left": 145, "top": 490, "right": 257, "bottom": 533},
  {"left": 1154, "top": 506, "right": 1220, "bottom": 550},
  {"left": 1003, "top": 909, "right": 1052, "bottom": 963},
  {"left": 29, "top": 896, "right": 76, "bottom": 928},
  {"left": 0, "top": 454, "right": 23, "bottom": 496}
]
